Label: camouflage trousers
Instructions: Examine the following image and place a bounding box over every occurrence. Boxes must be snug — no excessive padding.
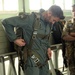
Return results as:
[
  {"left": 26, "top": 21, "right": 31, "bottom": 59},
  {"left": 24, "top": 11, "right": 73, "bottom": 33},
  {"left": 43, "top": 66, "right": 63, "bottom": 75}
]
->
[{"left": 66, "top": 44, "right": 75, "bottom": 75}]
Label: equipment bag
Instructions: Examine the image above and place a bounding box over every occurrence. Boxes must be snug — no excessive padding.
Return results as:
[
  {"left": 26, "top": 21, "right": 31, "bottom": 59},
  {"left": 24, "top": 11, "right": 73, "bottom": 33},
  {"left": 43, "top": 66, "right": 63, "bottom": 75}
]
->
[{"left": 0, "top": 20, "right": 13, "bottom": 54}]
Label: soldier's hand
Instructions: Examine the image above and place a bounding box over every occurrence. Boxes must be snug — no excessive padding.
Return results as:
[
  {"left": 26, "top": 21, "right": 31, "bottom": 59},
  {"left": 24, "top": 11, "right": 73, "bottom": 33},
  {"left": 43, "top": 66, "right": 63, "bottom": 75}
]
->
[
  {"left": 14, "top": 38, "right": 26, "bottom": 46},
  {"left": 47, "top": 48, "right": 52, "bottom": 59},
  {"left": 70, "top": 32, "right": 75, "bottom": 37}
]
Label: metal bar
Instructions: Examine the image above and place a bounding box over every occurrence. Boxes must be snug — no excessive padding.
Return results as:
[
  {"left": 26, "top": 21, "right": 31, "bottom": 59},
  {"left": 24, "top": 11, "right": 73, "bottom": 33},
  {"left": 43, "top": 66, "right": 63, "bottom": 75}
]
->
[
  {"left": 49, "top": 59, "right": 56, "bottom": 75},
  {"left": 50, "top": 43, "right": 62, "bottom": 50},
  {"left": 0, "top": 52, "right": 17, "bottom": 57},
  {"left": 67, "top": 68, "right": 70, "bottom": 75},
  {"left": 22, "top": 0, "right": 25, "bottom": 13},
  {"left": 51, "top": 44, "right": 62, "bottom": 69},
  {"left": 0, "top": 57, "right": 6, "bottom": 75},
  {"left": 8, "top": 56, "right": 17, "bottom": 75},
  {"left": 53, "top": 49, "right": 58, "bottom": 69}
]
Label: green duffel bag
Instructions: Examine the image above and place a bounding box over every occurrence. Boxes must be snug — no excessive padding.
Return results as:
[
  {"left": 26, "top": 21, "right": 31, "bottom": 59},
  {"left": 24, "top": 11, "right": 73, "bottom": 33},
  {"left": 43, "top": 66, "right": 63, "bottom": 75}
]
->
[{"left": 0, "top": 20, "right": 15, "bottom": 54}]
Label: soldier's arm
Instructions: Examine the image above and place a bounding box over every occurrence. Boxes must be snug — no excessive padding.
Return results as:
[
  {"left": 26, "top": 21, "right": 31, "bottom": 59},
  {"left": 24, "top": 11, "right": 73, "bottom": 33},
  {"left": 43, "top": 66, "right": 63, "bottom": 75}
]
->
[
  {"left": 2, "top": 16, "right": 19, "bottom": 42},
  {"left": 70, "top": 32, "right": 75, "bottom": 37},
  {"left": 2, "top": 13, "right": 35, "bottom": 42},
  {"left": 63, "top": 34, "right": 75, "bottom": 41},
  {"left": 62, "top": 24, "right": 75, "bottom": 41},
  {"left": 2, "top": 16, "right": 29, "bottom": 42}
]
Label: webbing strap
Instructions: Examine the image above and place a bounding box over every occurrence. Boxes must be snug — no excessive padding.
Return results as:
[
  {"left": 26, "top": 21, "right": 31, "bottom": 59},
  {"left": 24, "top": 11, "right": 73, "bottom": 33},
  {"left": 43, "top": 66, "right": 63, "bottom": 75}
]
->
[
  {"left": 28, "top": 50, "right": 48, "bottom": 68},
  {"left": 33, "top": 13, "right": 40, "bottom": 38},
  {"left": 27, "top": 13, "right": 46, "bottom": 68},
  {"left": 28, "top": 13, "right": 40, "bottom": 49}
]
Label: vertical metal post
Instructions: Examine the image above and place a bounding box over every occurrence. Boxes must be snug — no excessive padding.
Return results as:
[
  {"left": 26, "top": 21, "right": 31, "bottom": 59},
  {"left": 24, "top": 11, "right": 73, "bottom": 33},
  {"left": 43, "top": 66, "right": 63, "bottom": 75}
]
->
[
  {"left": 49, "top": 59, "right": 56, "bottom": 75},
  {"left": 22, "top": 0, "right": 25, "bottom": 13},
  {"left": 8, "top": 56, "right": 17, "bottom": 75},
  {"left": 53, "top": 49, "right": 58, "bottom": 69},
  {"left": 0, "top": 57, "right": 6, "bottom": 75},
  {"left": 67, "top": 68, "right": 70, "bottom": 75},
  {"left": 53, "top": 46, "right": 60, "bottom": 69}
]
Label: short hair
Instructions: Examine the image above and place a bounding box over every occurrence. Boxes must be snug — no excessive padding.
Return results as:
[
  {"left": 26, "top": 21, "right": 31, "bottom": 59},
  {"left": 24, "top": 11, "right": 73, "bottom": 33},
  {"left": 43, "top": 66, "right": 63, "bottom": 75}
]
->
[
  {"left": 72, "top": 4, "right": 75, "bottom": 7},
  {"left": 49, "top": 5, "right": 65, "bottom": 19},
  {"left": 40, "top": 9, "right": 45, "bottom": 13}
]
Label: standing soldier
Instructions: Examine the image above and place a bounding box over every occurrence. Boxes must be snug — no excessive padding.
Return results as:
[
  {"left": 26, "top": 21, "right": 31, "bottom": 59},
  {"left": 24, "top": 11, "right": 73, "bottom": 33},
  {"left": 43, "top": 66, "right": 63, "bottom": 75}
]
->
[
  {"left": 2, "top": 5, "right": 64, "bottom": 75},
  {"left": 62, "top": 4, "right": 75, "bottom": 75}
]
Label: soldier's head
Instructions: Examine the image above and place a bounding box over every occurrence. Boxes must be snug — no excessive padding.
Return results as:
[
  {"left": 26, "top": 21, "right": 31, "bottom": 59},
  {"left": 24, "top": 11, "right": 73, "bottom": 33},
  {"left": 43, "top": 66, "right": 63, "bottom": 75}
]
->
[
  {"left": 43, "top": 5, "right": 65, "bottom": 23},
  {"left": 72, "top": 4, "right": 75, "bottom": 18}
]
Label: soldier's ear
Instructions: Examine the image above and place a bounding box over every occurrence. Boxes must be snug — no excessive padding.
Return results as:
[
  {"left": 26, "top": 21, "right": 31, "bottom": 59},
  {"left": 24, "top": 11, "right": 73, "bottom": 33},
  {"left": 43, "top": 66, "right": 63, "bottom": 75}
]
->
[{"left": 46, "top": 11, "right": 52, "bottom": 18}]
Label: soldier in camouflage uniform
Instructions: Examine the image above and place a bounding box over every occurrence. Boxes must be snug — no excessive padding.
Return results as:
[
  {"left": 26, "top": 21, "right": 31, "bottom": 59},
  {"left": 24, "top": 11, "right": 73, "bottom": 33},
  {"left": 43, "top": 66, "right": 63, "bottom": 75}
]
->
[
  {"left": 2, "top": 5, "right": 64, "bottom": 75},
  {"left": 62, "top": 4, "right": 75, "bottom": 75}
]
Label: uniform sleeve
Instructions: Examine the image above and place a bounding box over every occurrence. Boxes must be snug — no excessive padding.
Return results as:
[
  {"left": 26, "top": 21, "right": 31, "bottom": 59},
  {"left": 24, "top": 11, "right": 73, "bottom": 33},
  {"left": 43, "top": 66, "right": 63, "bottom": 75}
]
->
[
  {"left": 47, "top": 42, "right": 50, "bottom": 48},
  {"left": 62, "top": 23, "right": 69, "bottom": 37},
  {"left": 2, "top": 16, "right": 20, "bottom": 42},
  {"left": 2, "top": 13, "right": 35, "bottom": 42}
]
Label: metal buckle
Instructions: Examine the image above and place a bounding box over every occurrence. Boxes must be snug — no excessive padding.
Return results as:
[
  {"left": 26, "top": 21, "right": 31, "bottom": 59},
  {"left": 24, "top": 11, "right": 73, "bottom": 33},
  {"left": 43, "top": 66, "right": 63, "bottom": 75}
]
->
[
  {"left": 32, "top": 31, "right": 37, "bottom": 39},
  {"left": 31, "top": 55, "right": 40, "bottom": 64}
]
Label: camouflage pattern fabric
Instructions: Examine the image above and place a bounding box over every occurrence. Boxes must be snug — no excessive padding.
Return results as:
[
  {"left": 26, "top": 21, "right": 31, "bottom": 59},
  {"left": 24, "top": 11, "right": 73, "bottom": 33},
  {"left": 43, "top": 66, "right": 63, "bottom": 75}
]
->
[{"left": 62, "top": 19, "right": 75, "bottom": 75}]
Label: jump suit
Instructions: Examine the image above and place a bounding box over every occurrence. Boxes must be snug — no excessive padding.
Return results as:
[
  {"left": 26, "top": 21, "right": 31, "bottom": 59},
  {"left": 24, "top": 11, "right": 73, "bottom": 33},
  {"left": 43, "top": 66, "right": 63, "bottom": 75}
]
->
[{"left": 2, "top": 12, "right": 51, "bottom": 75}]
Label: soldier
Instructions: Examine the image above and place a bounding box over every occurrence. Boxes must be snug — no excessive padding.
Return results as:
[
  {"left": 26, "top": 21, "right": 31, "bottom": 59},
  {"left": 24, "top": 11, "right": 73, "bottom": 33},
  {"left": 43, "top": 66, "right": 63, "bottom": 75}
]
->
[
  {"left": 2, "top": 5, "right": 64, "bottom": 75},
  {"left": 62, "top": 4, "right": 75, "bottom": 75}
]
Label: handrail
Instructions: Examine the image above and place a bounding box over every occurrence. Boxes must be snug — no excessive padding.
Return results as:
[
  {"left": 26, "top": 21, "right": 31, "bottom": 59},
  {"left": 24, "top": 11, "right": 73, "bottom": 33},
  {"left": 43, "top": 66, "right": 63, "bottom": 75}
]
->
[
  {"left": 0, "top": 51, "right": 17, "bottom": 57},
  {"left": 50, "top": 43, "right": 62, "bottom": 50}
]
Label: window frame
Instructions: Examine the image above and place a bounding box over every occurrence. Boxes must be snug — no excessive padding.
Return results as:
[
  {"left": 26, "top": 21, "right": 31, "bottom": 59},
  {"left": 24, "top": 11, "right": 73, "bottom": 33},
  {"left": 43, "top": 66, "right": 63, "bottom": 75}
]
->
[
  {"left": 29, "top": 0, "right": 73, "bottom": 11},
  {"left": 0, "top": 0, "right": 18, "bottom": 13}
]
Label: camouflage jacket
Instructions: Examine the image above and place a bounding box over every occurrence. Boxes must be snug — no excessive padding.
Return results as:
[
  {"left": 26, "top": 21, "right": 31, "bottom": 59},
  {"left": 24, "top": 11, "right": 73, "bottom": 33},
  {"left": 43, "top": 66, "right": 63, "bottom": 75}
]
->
[{"left": 62, "top": 18, "right": 75, "bottom": 49}]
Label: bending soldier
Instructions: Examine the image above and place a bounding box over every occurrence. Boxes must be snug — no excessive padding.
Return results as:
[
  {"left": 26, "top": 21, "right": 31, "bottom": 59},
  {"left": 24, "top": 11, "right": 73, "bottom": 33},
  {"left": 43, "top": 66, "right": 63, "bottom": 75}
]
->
[{"left": 2, "top": 5, "right": 64, "bottom": 75}]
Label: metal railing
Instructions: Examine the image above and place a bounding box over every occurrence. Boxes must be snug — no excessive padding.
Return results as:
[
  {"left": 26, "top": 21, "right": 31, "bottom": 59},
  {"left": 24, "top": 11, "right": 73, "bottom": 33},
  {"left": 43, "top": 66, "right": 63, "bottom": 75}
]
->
[
  {"left": 0, "top": 51, "right": 17, "bottom": 75},
  {"left": 0, "top": 43, "right": 70, "bottom": 75}
]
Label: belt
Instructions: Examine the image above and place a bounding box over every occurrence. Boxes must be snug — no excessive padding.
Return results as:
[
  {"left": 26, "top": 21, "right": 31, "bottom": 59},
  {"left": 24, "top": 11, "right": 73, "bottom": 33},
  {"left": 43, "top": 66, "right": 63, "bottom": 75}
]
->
[{"left": 27, "top": 50, "right": 48, "bottom": 68}]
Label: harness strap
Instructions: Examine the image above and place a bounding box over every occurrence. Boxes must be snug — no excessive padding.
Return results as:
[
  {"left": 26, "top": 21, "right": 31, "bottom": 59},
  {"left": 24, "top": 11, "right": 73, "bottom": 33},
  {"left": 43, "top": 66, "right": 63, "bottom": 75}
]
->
[
  {"left": 28, "top": 50, "right": 48, "bottom": 68},
  {"left": 27, "top": 13, "right": 48, "bottom": 68},
  {"left": 28, "top": 13, "right": 40, "bottom": 49}
]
